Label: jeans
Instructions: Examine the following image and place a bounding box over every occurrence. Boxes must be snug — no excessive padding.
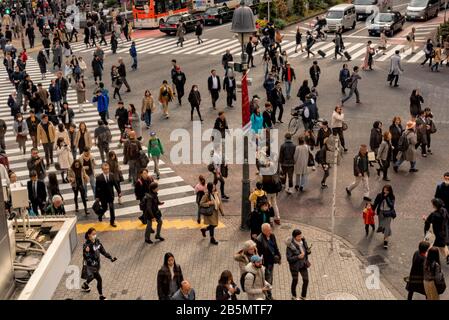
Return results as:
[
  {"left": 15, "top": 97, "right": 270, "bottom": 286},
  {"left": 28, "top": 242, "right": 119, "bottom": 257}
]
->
[
  {"left": 291, "top": 268, "right": 309, "bottom": 298},
  {"left": 98, "top": 144, "right": 109, "bottom": 163},
  {"left": 131, "top": 56, "right": 137, "bottom": 69},
  {"left": 128, "top": 159, "right": 139, "bottom": 184},
  {"left": 395, "top": 159, "right": 416, "bottom": 169},
  {"left": 281, "top": 166, "right": 294, "bottom": 189},
  {"left": 42, "top": 142, "right": 54, "bottom": 166},
  {"left": 85, "top": 174, "right": 96, "bottom": 195},
  {"left": 144, "top": 110, "right": 152, "bottom": 127},
  {"left": 272, "top": 104, "right": 284, "bottom": 122},
  {"left": 347, "top": 175, "right": 370, "bottom": 198},
  {"left": 284, "top": 81, "right": 292, "bottom": 98},
  {"left": 145, "top": 216, "right": 163, "bottom": 240},
  {"left": 342, "top": 87, "right": 360, "bottom": 104},
  {"left": 295, "top": 174, "right": 308, "bottom": 189}
]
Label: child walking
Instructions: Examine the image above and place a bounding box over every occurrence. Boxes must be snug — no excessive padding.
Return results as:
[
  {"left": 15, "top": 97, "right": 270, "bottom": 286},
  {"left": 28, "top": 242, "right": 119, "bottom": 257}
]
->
[{"left": 363, "top": 202, "right": 375, "bottom": 236}]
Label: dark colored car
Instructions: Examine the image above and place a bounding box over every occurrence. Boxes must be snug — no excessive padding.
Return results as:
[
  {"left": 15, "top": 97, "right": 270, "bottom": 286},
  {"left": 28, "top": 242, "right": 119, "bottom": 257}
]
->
[
  {"left": 368, "top": 11, "right": 405, "bottom": 36},
  {"left": 203, "top": 6, "right": 234, "bottom": 25},
  {"left": 159, "top": 13, "right": 203, "bottom": 35}
]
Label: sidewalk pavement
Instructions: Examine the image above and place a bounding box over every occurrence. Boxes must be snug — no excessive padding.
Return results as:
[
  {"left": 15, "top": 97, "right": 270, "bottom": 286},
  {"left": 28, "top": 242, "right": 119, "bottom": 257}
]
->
[{"left": 52, "top": 216, "right": 398, "bottom": 300}]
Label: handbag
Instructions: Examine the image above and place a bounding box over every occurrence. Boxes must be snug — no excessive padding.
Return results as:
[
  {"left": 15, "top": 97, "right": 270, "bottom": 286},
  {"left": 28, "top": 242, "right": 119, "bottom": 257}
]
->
[
  {"left": 305, "top": 260, "right": 311, "bottom": 268},
  {"left": 220, "top": 164, "right": 228, "bottom": 178},
  {"left": 272, "top": 174, "right": 283, "bottom": 193},
  {"left": 342, "top": 121, "right": 348, "bottom": 131},
  {"left": 92, "top": 199, "right": 103, "bottom": 216},
  {"left": 387, "top": 72, "right": 395, "bottom": 82},
  {"left": 435, "top": 267, "right": 446, "bottom": 294},
  {"left": 81, "top": 264, "right": 97, "bottom": 280},
  {"left": 54, "top": 162, "right": 62, "bottom": 171},
  {"left": 199, "top": 205, "right": 214, "bottom": 216},
  {"left": 430, "top": 120, "right": 437, "bottom": 134},
  {"left": 307, "top": 152, "right": 315, "bottom": 167}
]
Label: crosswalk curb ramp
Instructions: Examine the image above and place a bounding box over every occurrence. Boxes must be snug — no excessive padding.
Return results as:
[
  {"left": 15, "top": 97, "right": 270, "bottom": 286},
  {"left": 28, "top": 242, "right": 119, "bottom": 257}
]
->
[{"left": 0, "top": 59, "right": 197, "bottom": 219}]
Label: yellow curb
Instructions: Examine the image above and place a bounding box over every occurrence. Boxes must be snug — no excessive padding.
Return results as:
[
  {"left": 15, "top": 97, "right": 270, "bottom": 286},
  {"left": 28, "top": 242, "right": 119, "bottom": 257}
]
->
[{"left": 76, "top": 219, "right": 226, "bottom": 234}]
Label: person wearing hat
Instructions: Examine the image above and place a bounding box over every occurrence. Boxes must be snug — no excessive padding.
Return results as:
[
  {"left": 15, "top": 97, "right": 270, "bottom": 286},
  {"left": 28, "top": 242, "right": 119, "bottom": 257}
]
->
[
  {"left": 279, "top": 133, "right": 296, "bottom": 194},
  {"left": 148, "top": 131, "right": 164, "bottom": 180},
  {"left": 173, "top": 66, "right": 186, "bottom": 106},
  {"left": 393, "top": 121, "right": 418, "bottom": 173},
  {"left": 286, "top": 229, "right": 310, "bottom": 300},
  {"left": 243, "top": 254, "right": 271, "bottom": 300},
  {"left": 281, "top": 62, "right": 296, "bottom": 99}
]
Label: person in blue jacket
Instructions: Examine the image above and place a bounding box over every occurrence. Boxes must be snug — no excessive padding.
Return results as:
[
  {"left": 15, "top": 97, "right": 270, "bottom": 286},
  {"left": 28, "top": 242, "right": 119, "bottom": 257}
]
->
[
  {"left": 92, "top": 89, "right": 109, "bottom": 125},
  {"left": 129, "top": 41, "right": 137, "bottom": 70}
]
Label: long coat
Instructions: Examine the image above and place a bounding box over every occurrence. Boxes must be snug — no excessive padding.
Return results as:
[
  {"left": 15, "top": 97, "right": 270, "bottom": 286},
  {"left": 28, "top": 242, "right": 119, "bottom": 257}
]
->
[
  {"left": 199, "top": 191, "right": 224, "bottom": 226},
  {"left": 389, "top": 54, "right": 403, "bottom": 75},
  {"left": 74, "top": 129, "right": 93, "bottom": 150},
  {"left": 55, "top": 145, "right": 73, "bottom": 170},
  {"left": 76, "top": 81, "right": 86, "bottom": 104},
  {"left": 406, "top": 250, "right": 426, "bottom": 295},
  {"left": 397, "top": 130, "right": 417, "bottom": 162},
  {"left": 129, "top": 111, "right": 142, "bottom": 138},
  {"left": 68, "top": 167, "right": 89, "bottom": 188},
  {"left": 293, "top": 145, "right": 309, "bottom": 175}
]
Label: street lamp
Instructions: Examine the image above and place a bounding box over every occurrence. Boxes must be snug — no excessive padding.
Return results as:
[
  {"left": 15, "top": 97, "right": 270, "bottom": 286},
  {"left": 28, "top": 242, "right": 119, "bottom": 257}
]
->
[{"left": 231, "top": 0, "right": 256, "bottom": 230}]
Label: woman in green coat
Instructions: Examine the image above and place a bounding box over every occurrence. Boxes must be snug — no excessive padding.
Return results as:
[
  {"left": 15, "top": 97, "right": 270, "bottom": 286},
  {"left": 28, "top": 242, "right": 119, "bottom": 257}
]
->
[{"left": 148, "top": 131, "right": 164, "bottom": 179}]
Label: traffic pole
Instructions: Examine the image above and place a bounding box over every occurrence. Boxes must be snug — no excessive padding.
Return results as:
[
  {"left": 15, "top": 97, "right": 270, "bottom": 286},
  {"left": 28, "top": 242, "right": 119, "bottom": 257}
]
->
[{"left": 330, "top": 135, "right": 339, "bottom": 251}]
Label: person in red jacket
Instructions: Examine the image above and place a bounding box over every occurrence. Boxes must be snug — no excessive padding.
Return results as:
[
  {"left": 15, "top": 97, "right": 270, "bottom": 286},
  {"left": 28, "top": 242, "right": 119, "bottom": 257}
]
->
[{"left": 363, "top": 202, "right": 375, "bottom": 236}]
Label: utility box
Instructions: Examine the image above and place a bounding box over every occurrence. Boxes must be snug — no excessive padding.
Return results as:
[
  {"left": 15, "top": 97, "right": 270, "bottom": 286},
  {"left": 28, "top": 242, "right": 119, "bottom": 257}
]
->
[{"left": 11, "top": 186, "right": 29, "bottom": 209}]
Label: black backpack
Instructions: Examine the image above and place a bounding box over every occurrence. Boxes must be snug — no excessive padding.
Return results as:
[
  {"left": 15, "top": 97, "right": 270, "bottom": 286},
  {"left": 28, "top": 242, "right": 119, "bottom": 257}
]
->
[
  {"left": 128, "top": 141, "right": 140, "bottom": 159},
  {"left": 139, "top": 193, "right": 149, "bottom": 212},
  {"left": 397, "top": 132, "right": 409, "bottom": 152},
  {"left": 240, "top": 271, "right": 256, "bottom": 292}
]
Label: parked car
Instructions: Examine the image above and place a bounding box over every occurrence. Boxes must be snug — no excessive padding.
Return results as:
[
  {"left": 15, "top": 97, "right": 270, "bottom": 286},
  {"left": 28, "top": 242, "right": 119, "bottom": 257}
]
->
[
  {"left": 368, "top": 11, "right": 405, "bottom": 36},
  {"left": 406, "top": 0, "right": 440, "bottom": 20},
  {"left": 159, "top": 13, "right": 203, "bottom": 35},
  {"left": 203, "top": 6, "right": 234, "bottom": 25},
  {"left": 326, "top": 4, "right": 357, "bottom": 32}
]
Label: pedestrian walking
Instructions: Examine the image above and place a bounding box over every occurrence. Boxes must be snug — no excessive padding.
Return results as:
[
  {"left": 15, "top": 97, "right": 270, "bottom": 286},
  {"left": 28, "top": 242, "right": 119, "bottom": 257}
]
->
[
  {"left": 107, "top": 151, "right": 124, "bottom": 204},
  {"left": 25, "top": 23, "right": 35, "bottom": 48},
  {"left": 111, "top": 65, "right": 122, "bottom": 100},
  {"left": 415, "top": 110, "right": 429, "bottom": 157},
  {"left": 376, "top": 131, "right": 392, "bottom": 181},
  {"left": 341, "top": 66, "right": 361, "bottom": 105},
  {"left": 331, "top": 105, "right": 347, "bottom": 151},
  {"left": 95, "top": 163, "right": 121, "bottom": 227},
  {"left": 223, "top": 73, "right": 236, "bottom": 108},
  {"left": 333, "top": 28, "right": 345, "bottom": 59},
  {"left": 393, "top": 121, "right": 418, "bottom": 173},
  {"left": 269, "top": 81, "right": 285, "bottom": 124},
  {"left": 13, "top": 113, "right": 28, "bottom": 155},
  {"left": 118, "top": 58, "right": 131, "bottom": 92},
  {"left": 435, "top": 172, "right": 449, "bottom": 211},
  {"left": 141, "top": 90, "right": 155, "bottom": 129},
  {"left": 388, "top": 50, "right": 403, "bottom": 87},
  {"left": 36, "top": 114, "right": 56, "bottom": 168},
  {"left": 55, "top": 136, "right": 73, "bottom": 183},
  {"left": 195, "top": 21, "right": 203, "bottom": 44},
  {"left": 207, "top": 69, "right": 221, "bottom": 109},
  {"left": 128, "top": 104, "right": 142, "bottom": 140},
  {"left": 27, "top": 170, "right": 47, "bottom": 215},
  {"left": 83, "top": 24, "right": 90, "bottom": 48},
  {"left": 305, "top": 31, "right": 316, "bottom": 58},
  {"left": 216, "top": 270, "right": 240, "bottom": 300},
  {"left": 37, "top": 50, "right": 48, "bottom": 80},
  {"left": 194, "top": 175, "right": 207, "bottom": 224},
  {"left": 148, "top": 131, "right": 164, "bottom": 180},
  {"left": 409, "top": 89, "right": 424, "bottom": 118},
  {"left": 424, "top": 198, "right": 449, "bottom": 264},
  {"left": 362, "top": 40, "right": 374, "bottom": 71},
  {"left": 279, "top": 133, "right": 296, "bottom": 194},
  {"left": 362, "top": 202, "right": 375, "bottom": 236},
  {"left": 295, "top": 26, "right": 303, "bottom": 53},
  {"left": 338, "top": 64, "right": 351, "bottom": 95},
  {"left": 81, "top": 227, "right": 117, "bottom": 300},
  {"left": 176, "top": 23, "right": 185, "bottom": 47},
  {"left": 157, "top": 252, "right": 184, "bottom": 300},
  {"left": 373, "top": 185, "right": 396, "bottom": 249},
  {"left": 188, "top": 85, "right": 203, "bottom": 121},
  {"left": 115, "top": 101, "right": 128, "bottom": 138},
  {"left": 173, "top": 66, "right": 186, "bottom": 106},
  {"left": 406, "top": 241, "right": 430, "bottom": 300},
  {"left": 68, "top": 159, "right": 89, "bottom": 214},
  {"left": 74, "top": 122, "right": 93, "bottom": 156},
  {"left": 199, "top": 182, "right": 224, "bottom": 245},
  {"left": 141, "top": 181, "right": 165, "bottom": 243},
  {"left": 431, "top": 43, "right": 442, "bottom": 72},
  {"left": 94, "top": 120, "right": 112, "bottom": 163},
  {"left": 110, "top": 33, "right": 118, "bottom": 54},
  {"left": 420, "top": 39, "right": 434, "bottom": 67},
  {"left": 222, "top": 49, "right": 233, "bottom": 74},
  {"left": 124, "top": 131, "right": 142, "bottom": 184},
  {"left": 158, "top": 80, "right": 174, "bottom": 119},
  {"left": 286, "top": 229, "right": 310, "bottom": 300},
  {"left": 369, "top": 120, "right": 382, "bottom": 165},
  {"left": 345, "top": 144, "right": 371, "bottom": 202},
  {"left": 293, "top": 136, "right": 309, "bottom": 192},
  {"left": 26, "top": 110, "right": 40, "bottom": 149},
  {"left": 129, "top": 41, "right": 137, "bottom": 70},
  {"left": 93, "top": 89, "right": 109, "bottom": 125},
  {"left": 243, "top": 255, "right": 271, "bottom": 300},
  {"left": 309, "top": 61, "right": 321, "bottom": 87},
  {"left": 423, "top": 247, "right": 445, "bottom": 300},
  {"left": 281, "top": 62, "right": 296, "bottom": 99},
  {"left": 246, "top": 38, "right": 255, "bottom": 68},
  {"left": 79, "top": 147, "right": 96, "bottom": 196},
  {"left": 52, "top": 40, "right": 62, "bottom": 70}
]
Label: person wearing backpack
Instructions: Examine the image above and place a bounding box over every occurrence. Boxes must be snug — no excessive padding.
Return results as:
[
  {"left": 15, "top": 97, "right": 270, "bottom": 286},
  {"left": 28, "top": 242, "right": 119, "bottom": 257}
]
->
[
  {"left": 249, "top": 182, "right": 268, "bottom": 212},
  {"left": 94, "top": 120, "right": 112, "bottom": 163},
  {"left": 424, "top": 198, "right": 449, "bottom": 265},
  {"left": 123, "top": 131, "right": 142, "bottom": 185},
  {"left": 142, "top": 182, "right": 165, "bottom": 244},
  {"left": 148, "top": 131, "right": 164, "bottom": 180},
  {"left": 242, "top": 255, "right": 271, "bottom": 300},
  {"left": 393, "top": 121, "right": 418, "bottom": 173},
  {"left": 286, "top": 229, "right": 310, "bottom": 300}
]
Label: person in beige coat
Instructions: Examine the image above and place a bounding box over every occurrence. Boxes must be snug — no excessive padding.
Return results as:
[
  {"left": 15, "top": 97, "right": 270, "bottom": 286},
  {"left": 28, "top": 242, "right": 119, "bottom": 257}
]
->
[
  {"left": 199, "top": 182, "right": 224, "bottom": 245},
  {"left": 158, "top": 80, "right": 174, "bottom": 119},
  {"left": 234, "top": 240, "right": 258, "bottom": 275},
  {"left": 293, "top": 136, "right": 310, "bottom": 192},
  {"left": 36, "top": 114, "right": 56, "bottom": 168},
  {"left": 141, "top": 90, "right": 155, "bottom": 129},
  {"left": 74, "top": 122, "right": 93, "bottom": 156},
  {"left": 55, "top": 137, "right": 73, "bottom": 183},
  {"left": 54, "top": 123, "right": 71, "bottom": 148},
  {"left": 394, "top": 121, "right": 418, "bottom": 173}
]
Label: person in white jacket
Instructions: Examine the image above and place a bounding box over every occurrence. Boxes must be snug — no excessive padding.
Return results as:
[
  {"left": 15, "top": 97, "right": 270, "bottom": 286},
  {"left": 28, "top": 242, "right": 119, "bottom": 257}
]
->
[
  {"left": 244, "top": 255, "right": 271, "bottom": 300},
  {"left": 330, "top": 105, "right": 347, "bottom": 152}
]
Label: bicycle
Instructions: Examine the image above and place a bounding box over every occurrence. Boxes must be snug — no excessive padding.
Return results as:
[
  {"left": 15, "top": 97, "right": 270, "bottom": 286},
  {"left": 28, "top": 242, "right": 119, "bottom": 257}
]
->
[
  {"left": 288, "top": 106, "right": 325, "bottom": 135},
  {"left": 312, "top": 28, "right": 328, "bottom": 41}
]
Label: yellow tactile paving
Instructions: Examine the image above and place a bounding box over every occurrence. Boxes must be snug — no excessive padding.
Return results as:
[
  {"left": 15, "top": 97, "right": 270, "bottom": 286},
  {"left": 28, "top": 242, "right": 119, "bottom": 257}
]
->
[{"left": 76, "top": 219, "right": 226, "bottom": 234}]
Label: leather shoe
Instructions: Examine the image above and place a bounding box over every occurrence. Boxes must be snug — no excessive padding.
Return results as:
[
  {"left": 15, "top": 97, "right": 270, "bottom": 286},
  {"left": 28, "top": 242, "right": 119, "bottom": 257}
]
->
[
  {"left": 155, "top": 236, "right": 165, "bottom": 241},
  {"left": 110, "top": 223, "right": 117, "bottom": 227},
  {"left": 145, "top": 239, "right": 153, "bottom": 244}
]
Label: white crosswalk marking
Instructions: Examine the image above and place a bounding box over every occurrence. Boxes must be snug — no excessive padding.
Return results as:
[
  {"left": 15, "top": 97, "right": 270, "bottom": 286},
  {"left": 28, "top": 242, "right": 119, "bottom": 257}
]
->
[
  {"left": 377, "top": 45, "right": 405, "bottom": 62},
  {"left": 0, "top": 58, "right": 196, "bottom": 218},
  {"left": 68, "top": 37, "right": 428, "bottom": 63}
]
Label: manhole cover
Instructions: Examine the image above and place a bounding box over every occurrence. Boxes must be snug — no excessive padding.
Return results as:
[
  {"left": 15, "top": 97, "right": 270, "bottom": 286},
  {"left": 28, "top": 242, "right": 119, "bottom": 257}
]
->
[
  {"left": 324, "top": 292, "right": 358, "bottom": 300},
  {"left": 366, "top": 255, "right": 387, "bottom": 265}
]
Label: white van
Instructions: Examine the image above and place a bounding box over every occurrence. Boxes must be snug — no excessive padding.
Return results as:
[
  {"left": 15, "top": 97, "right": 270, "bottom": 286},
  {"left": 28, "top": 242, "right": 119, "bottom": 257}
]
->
[
  {"left": 352, "top": 0, "right": 393, "bottom": 20},
  {"left": 326, "top": 4, "right": 357, "bottom": 32}
]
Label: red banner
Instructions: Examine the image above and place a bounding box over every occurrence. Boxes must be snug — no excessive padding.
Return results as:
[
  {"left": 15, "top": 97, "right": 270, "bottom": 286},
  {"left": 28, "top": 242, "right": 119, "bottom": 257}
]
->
[{"left": 241, "top": 70, "right": 250, "bottom": 128}]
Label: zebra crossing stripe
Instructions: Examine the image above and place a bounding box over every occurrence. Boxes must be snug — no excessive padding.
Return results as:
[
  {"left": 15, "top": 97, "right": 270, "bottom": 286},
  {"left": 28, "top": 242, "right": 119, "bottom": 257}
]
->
[
  {"left": 377, "top": 45, "right": 405, "bottom": 62},
  {"left": 161, "top": 38, "right": 213, "bottom": 54},
  {"left": 186, "top": 39, "right": 229, "bottom": 54},
  {"left": 139, "top": 38, "right": 192, "bottom": 54},
  {"left": 407, "top": 50, "right": 426, "bottom": 63},
  {"left": 209, "top": 41, "right": 241, "bottom": 55}
]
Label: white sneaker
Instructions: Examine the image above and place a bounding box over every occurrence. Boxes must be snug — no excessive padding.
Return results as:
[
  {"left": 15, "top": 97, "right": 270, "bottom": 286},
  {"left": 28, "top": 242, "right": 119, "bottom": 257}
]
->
[
  {"left": 291, "top": 296, "right": 299, "bottom": 300},
  {"left": 286, "top": 188, "right": 293, "bottom": 194}
]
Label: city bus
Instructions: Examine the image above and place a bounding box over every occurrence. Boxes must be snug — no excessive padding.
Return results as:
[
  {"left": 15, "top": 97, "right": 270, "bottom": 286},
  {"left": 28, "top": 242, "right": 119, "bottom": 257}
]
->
[{"left": 133, "top": 0, "right": 190, "bottom": 28}]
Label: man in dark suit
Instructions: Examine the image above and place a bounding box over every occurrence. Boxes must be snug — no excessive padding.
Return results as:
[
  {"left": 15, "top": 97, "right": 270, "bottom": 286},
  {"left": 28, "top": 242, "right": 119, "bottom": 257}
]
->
[
  {"left": 95, "top": 162, "right": 121, "bottom": 227},
  {"left": 207, "top": 69, "right": 221, "bottom": 110},
  {"left": 223, "top": 74, "right": 236, "bottom": 108},
  {"left": 27, "top": 170, "right": 47, "bottom": 215}
]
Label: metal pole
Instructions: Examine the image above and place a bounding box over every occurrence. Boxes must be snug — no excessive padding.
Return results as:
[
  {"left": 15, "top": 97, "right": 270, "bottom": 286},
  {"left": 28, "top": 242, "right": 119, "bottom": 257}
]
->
[
  {"left": 445, "top": 0, "right": 448, "bottom": 23},
  {"left": 330, "top": 135, "right": 339, "bottom": 251},
  {"left": 268, "top": 0, "right": 270, "bottom": 23}
]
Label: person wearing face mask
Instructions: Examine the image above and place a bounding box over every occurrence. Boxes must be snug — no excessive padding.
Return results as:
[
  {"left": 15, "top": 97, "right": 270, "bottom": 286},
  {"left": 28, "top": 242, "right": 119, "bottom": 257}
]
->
[
  {"left": 81, "top": 227, "right": 117, "bottom": 300},
  {"left": 157, "top": 252, "right": 184, "bottom": 300},
  {"left": 188, "top": 85, "right": 203, "bottom": 122},
  {"left": 435, "top": 172, "right": 449, "bottom": 211},
  {"left": 286, "top": 229, "right": 310, "bottom": 300},
  {"left": 13, "top": 113, "right": 28, "bottom": 155}
]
